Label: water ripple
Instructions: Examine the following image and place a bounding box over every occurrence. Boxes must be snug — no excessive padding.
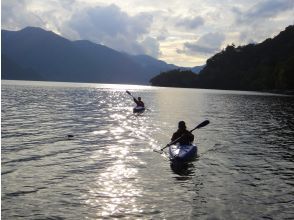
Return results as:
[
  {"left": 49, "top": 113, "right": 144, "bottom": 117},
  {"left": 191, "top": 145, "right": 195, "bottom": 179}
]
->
[{"left": 2, "top": 81, "right": 294, "bottom": 219}]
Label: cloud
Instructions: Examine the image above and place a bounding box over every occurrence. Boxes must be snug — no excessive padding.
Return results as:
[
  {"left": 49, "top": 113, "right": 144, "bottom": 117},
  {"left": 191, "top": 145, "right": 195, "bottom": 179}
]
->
[
  {"left": 1, "top": 0, "right": 76, "bottom": 33},
  {"left": 156, "top": 27, "right": 169, "bottom": 41},
  {"left": 1, "top": 1, "right": 160, "bottom": 56},
  {"left": 178, "top": 32, "right": 225, "bottom": 55},
  {"left": 234, "top": 0, "right": 294, "bottom": 23},
  {"left": 229, "top": 0, "right": 294, "bottom": 46},
  {"left": 175, "top": 16, "right": 204, "bottom": 29},
  {"left": 66, "top": 4, "right": 157, "bottom": 55},
  {"left": 1, "top": 0, "right": 294, "bottom": 66},
  {"left": 1, "top": 0, "right": 45, "bottom": 30},
  {"left": 140, "top": 37, "right": 162, "bottom": 57}
]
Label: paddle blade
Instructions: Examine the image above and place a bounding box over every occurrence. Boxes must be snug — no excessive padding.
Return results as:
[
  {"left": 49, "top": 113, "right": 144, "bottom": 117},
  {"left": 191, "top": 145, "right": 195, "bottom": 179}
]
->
[
  {"left": 160, "top": 144, "right": 170, "bottom": 151},
  {"left": 126, "top": 90, "right": 132, "bottom": 96},
  {"left": 191, "top": 120, "right": 210, "bottom": 132},
  {"left": 153, "top": 149, "right": 164, "bottom": 154},
  {"left": 196, "top": 120, "right": 209, "bottom": 129}
]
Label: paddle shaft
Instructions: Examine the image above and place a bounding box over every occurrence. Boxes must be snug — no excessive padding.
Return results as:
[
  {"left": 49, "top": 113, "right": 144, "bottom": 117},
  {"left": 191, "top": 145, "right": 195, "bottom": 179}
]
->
[{"left": 126, "top": 90, "right": 135, "bottom": 99}]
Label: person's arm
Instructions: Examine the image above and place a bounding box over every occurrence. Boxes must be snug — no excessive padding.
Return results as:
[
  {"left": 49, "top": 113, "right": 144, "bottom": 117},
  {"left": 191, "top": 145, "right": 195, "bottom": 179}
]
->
[
  {"left": 171, "top": 132, "right": 178, "bottom": 141},
  {"left": 133, "top": 98, "right": 138, "bottom": 104}
]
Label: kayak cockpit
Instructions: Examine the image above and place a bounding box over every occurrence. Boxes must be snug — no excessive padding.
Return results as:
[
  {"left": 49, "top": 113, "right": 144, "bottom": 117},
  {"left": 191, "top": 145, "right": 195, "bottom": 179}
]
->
[
  {"left": 169, "top": 144, "right": 197, "bottom": 161},
  {"left": 133, "top": 106, "right": 145, "bottom": 113}
]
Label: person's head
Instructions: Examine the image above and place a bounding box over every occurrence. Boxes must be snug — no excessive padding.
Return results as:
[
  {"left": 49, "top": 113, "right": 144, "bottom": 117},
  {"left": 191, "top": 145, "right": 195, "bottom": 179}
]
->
[
  {"left": 138, "top": 97, "right": 141, "bottom": 101},
  {"left": 178, "top": 121, "right": 186, "bottom": 130}
]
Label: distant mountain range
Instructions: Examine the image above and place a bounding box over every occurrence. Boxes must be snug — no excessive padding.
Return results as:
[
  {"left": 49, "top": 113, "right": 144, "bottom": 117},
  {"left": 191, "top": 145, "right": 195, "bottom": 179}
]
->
[{"left": 1, "top": 27, "right": 203, "bottom": 84}]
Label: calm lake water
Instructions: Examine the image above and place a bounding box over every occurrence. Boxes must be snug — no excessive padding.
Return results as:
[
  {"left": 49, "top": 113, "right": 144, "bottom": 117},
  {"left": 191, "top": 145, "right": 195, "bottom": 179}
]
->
[{"left": 2, "top": 80, "right": 294, "bottom": 220}]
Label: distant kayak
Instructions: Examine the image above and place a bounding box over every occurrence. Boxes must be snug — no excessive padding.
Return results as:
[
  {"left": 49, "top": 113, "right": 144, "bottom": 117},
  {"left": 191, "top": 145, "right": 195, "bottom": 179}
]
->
[
  {"left": 133, "top": 106, "right": 145, "bottom": 113},
  {"left": 169, "top": 144, "right": 197, "bottom": 161}
]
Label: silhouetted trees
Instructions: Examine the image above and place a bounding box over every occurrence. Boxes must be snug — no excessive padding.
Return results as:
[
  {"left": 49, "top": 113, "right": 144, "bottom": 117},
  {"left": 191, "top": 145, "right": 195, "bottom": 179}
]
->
[
  {"left": 150, "top": 69, "right": 197, "bottom": 88},
  {"left": 150, "top": 25, "right": 294, "bottom": 92},
  {"left": 198, "top": 25, "right": 294, "bottom": 91}
]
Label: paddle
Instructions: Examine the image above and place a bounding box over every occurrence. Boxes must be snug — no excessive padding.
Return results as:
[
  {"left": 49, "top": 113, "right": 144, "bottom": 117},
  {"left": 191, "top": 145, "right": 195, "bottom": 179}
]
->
[
  {"left": 154, "top": 120, "right": 210, "bottom": 153},
  {"left": 126, "top": 90, "right": 150, "bottom": 112},
  {"left": 126, "top": 90, "right": 135, "bottom": 99}
]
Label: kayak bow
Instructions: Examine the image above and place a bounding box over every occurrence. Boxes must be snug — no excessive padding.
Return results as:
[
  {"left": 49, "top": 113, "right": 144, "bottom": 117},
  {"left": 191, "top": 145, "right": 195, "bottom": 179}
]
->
[
  {"left": 133, "top": 106, "right": 145, "bottom": 113},
  {"left": 169, "top": 144, "right": 197, "bottom": 161}
]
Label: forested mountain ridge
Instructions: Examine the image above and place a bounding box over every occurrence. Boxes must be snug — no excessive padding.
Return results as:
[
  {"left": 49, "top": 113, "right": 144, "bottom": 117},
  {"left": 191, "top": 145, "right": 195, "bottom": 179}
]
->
[
  {"left": 197, "top": 25, "right": 294, "bottom": 91},
  {"left": 150, "top": 69, "right": 198, "bottom": 88},
  {"left": 151, "top": 25, "right": 294, "bottom": 93}
]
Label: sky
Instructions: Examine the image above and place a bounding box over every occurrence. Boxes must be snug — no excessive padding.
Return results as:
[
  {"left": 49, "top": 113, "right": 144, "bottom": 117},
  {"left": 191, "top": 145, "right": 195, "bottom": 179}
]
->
[{"left": 1, "top": 0, "right": 294, "bottom": 67}]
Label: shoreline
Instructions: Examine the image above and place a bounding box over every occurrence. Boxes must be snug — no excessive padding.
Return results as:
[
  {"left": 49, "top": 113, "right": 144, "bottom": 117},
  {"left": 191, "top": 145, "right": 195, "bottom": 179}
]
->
[{"left": 2, "top": 79, "right": 294, "bottom": 96}]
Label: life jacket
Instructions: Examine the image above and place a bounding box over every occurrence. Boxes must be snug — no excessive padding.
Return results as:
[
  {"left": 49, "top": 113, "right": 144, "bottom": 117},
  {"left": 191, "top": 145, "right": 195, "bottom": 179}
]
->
[
  {"left": 134, "top": 99, "right": 145, "bottom": 107},
  {"left": 171, "top": 129, "right": 194, "bottom": 145}
]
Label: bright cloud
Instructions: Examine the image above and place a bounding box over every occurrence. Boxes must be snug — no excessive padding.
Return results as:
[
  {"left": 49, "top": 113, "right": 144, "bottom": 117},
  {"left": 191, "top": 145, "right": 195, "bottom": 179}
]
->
[
  {"left": 67, "top": 4, "right": 154, "bottom": 55},
  {"left": 1, "top": 0, "right": 294, "bottom": 67},
  {"left": 235, "top": 0, "right": 294, "bottom": 23},
  {"left": 175, "top": 16, "right": 205, "bottom": 30},
  {"left": 178, "top": 32, "right": 226, "bottom": 55}
]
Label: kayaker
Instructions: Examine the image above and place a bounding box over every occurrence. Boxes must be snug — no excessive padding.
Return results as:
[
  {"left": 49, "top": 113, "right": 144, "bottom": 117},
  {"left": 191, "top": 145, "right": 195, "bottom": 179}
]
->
[
  {"left": 171, "top": 121, "right": 194, "bottom": 145},
  {"left": 133, "top": 97, "right": 145, "bottom": 107}
]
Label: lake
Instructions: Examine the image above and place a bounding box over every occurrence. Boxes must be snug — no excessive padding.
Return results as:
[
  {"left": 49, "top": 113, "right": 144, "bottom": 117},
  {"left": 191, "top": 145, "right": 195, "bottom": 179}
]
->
[{"left": 1, "top": 80, "right": 294, "bottom": 219}]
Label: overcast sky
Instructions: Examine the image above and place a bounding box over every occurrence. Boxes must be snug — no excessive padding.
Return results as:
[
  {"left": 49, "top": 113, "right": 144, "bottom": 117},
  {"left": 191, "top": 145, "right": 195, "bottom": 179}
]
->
[{"left": 2, "top": 0, "right": 294, "bottom": 67}]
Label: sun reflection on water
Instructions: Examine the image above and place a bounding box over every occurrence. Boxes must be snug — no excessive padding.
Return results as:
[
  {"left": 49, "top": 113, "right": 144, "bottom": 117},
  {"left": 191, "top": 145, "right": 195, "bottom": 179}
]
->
[
  {"left": 85, "top": 156, "right": 143, "bottom": 218},
  {"left": 82, "top": 88, "right": 152, "bottom": 218},
  {"left": 85, "top": 117, "right": 145, "bottom": 219}
]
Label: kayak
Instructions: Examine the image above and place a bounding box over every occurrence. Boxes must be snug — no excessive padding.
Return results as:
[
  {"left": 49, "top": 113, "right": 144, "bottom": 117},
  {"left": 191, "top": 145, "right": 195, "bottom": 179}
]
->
[
  {"left": 169, "top": 144, "right": 197, "bottom": 161},
  {"left": 133, "top": 106, "right": 145, "bottom": 113}
]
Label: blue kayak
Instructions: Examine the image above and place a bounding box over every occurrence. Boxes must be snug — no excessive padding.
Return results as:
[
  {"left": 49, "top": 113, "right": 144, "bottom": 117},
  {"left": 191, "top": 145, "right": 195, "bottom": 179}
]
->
[
  {"left": 133, "top": 106, "right": 145, "bottom": 113},
  {"left": 169, "top": 144, "right": 197, "bottom": 161}
]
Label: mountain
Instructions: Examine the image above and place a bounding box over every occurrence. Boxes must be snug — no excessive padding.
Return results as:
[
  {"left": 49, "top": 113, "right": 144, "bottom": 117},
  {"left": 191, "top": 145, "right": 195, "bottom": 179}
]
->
[
  {"left": 2, "top": 54, "right": 44, "bottom": 81},
  {"left": 196, "top": 25, "right": 294, "bottom": 91},
  {"left": 191, "top": 65, "right": 205, "bottom": 73},
  {"left": 1, "top": 27, "right": 177, "bottom": 84},
  {"left": 150, "top": 25, "right": 294, "bottom": 92},
  {"left": 128, "top": 54, "right": 179, "bottom": 82},
  {"left": 150, "top": 69, "right": 198, "bottom": 88}
]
